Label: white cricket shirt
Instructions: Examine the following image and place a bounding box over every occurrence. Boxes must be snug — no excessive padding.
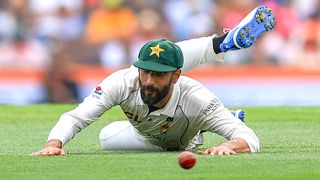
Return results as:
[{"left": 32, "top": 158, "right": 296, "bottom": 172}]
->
[{"left": 47, "top": 35, "right": 260, "bottom": 152}]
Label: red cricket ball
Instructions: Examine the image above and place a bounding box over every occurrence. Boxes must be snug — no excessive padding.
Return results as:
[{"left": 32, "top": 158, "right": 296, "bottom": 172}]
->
[{"left": 178, "top": 151, "right": 197, "bottom": 169}]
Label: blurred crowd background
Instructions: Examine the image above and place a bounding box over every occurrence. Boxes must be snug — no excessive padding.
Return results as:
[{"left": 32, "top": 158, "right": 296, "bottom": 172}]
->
[{"left": 0, "top": 0, "right": 320, "bottom": 104}]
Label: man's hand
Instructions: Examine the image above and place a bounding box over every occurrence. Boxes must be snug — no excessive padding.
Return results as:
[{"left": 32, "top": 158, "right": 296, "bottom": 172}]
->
[
  {"left": 197, "top": 146, "right": 236, "bottom": 155},
  {"left": 197, "top": 138, "right": 250, "bottom": 156},
  {"left": 31, "top": 147, "right": 65, "bottom": 156},
  {"left": 31, "top": 139, "right": 65, "bottom": 156}
]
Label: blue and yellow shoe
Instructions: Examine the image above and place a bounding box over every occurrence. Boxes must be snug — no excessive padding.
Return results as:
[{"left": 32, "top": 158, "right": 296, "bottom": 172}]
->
[
  {"left": 220, "top": 6, "right": 276, "bottom": 52},
  {"left": 231, "top": 109, "right": 245, "bottom": 122}
]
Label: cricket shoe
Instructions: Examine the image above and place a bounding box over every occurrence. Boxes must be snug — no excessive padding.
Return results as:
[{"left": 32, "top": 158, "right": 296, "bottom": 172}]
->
[
  {"left": 220, "top": 6, "right": 276, "bottom": 52},
  {"left": 231, "top": 109, "right": 245, "bottom": 122}
]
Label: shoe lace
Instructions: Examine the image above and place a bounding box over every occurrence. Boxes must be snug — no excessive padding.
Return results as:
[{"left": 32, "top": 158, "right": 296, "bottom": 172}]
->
[{"left": 222, "top": 28, "right": 231, "bottom": 34}]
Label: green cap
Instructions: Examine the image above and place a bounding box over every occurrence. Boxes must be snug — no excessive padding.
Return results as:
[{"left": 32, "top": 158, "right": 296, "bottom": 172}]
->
[{"left": 133, "top": 39, "right": 184, "bottom": 72}]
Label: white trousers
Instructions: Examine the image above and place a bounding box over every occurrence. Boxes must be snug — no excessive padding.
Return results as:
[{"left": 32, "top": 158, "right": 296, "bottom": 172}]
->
[{"left": 99, "top": 121, "right": 163, "bottom": 151}]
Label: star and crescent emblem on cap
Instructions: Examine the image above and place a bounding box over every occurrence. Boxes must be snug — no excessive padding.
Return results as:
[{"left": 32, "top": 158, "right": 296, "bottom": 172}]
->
[{"left": 149, "top": 44, "right": 165, "bottom": 58}]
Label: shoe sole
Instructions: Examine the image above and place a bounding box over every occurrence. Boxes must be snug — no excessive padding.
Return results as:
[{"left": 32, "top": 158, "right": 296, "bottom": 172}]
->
[{"left": 233, "top": 6, "right": 276, "bottom": 49}]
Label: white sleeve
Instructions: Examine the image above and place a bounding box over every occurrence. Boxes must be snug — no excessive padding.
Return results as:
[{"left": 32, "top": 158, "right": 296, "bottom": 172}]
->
[
  {"left": 175, "top": 35, "right": 224, "bottom": 73},
  {"left": 47, "top": 96, "right": 110, "bottom": 146},
  {"left": 207, "top": 107, "right": 260, "bottom": 153},
  {"left": 187, "top": 86, "right": 260, "bottom": 152},
  {"left": 47, "top": 69, "right": 130, "bottom": 146},
  {"left": 202, "top": 104, "right": 260, "bottom": 152}
]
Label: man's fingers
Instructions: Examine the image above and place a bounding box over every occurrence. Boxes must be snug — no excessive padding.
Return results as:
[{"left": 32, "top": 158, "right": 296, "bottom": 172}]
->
[
  {"left": 197, "top": 151, "right": 206, "bottom": 155},
  {"left": 30, "top": 150, "right": 45, "bottom": 156},
  {"left": 30, "top": 148, "right": 65, "bottom": 156},
  {"left": 197, "top": 149, "right": 209, "bottom": 155},
  {"left": 214, "top": 150, "right": 237, "bottom": 156},
  {"left": 60, "top": 149, "right": 66, "bottom": 156},
  {"left": 30, "top": 152, "right": 39, "bottom": 156},
  {"left": 209, "top": 149, "right": 218, "bottom": 155},
  {"left": 36, "top": 150, "right": 51, "bottom": 156},
  {"left": 198, "top": 147, "right": 238, "bottom": 156},
  {"left": 45, "top": 151, "right": 55, "bottom": 156},
  {"left": 224, "top": 151, "right": 231, "bottom": 155}
]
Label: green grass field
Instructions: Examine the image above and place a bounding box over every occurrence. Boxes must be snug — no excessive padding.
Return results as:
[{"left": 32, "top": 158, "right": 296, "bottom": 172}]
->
[{"left": 0, "top": 105, "right": 319, "bottom": 179}]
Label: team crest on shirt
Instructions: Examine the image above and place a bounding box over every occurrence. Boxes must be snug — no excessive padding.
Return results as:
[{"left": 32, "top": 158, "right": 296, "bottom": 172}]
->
[
  {"left": 160, "top": 123, "right": 172, "bottom": 134},
  {"left": 94, "top": 86, "right": 103, "bottom": 95},
  {"left": 92, "top": 86, "right": 103, "bottom": 99}
]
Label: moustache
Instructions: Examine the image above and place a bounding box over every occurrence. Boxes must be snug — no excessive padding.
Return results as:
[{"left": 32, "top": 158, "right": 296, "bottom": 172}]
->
[{"left": 142, "top": 85, "right": 158, "bottom": 92}]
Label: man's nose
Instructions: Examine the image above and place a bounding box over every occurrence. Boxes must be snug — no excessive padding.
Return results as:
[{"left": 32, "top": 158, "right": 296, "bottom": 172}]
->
[{"left": 145, "top": 73, "right": 156, "bottom": 85}]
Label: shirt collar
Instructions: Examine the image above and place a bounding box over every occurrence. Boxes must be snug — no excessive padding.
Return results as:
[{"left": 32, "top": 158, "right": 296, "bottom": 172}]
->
[{"left": 150, "top": 83, "right": 180, "bottom": 117}]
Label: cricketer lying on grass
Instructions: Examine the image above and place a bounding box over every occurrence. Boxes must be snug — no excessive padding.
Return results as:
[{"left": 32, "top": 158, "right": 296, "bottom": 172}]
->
[{"left": 32, "top": 6, "right": 275, "bottom": 156}]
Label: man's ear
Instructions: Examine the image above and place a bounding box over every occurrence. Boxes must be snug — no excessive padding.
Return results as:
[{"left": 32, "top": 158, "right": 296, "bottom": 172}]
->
[{"left": 172, "top": 69, "right": 181, "bottom": 84}]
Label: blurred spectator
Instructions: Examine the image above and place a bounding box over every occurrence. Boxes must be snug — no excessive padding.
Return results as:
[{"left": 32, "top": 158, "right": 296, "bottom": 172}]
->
[
  {"left": 0, "top": 0, "right": 51, "bottom": 71},
  {"left": 292, "top": 0, "right": 319, "bottom": 19},
  {"left": 0, "top": 2, "right": 15, "bottom": 40},
  {"left": 45, "top": 51, "right": 80, "bottom": 103},
  {"left": 28, "top": 0, "right": 87, "bottom": 103},
  {"left": 129, "top": 8, "right": 171, "bottom": 63},
  {"left": 84, "top": 0, "right": 138, "bottom": 44},
  {"left": 1, "top": 0, "right": 320, "bottom": 104},
  {"left": 163, "top": 0, "right": 215, "bottom": 41},
  {"left": 29, "top": 0, "right": 84, "bottom": 43},
  {"left": 84, "top": 0, "right": 139, "bottom": 68},
  {"left": 287, "top": 15, "right": 320, "bottom": 70},
  {"left": 0, "top": 35, "right": 51, "bottom": 71}
]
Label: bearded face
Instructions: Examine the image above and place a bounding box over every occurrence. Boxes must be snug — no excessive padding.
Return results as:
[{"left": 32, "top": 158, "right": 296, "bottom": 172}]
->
[{"left": 139, "top": 77, "right": 172, "bottom": 106}]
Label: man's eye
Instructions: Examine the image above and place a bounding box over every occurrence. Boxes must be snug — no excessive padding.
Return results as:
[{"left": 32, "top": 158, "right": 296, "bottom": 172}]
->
[
  {"left": 154, "top": 72, "right": 167, "bottom": 76},
  {"left": 142, "top": 69, "right": 150, "bottom": 74},
  {"left": 141, "top": 69, "right": 167, "bottom": 76}
]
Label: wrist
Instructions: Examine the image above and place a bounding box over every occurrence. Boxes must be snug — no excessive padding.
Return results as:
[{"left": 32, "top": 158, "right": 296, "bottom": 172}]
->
[
  {"left": 218, "top": 138, "right": 250, "bottom": 153},
  {"left": 45, "top": 139, "right": 62, "bottom": 149}
]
